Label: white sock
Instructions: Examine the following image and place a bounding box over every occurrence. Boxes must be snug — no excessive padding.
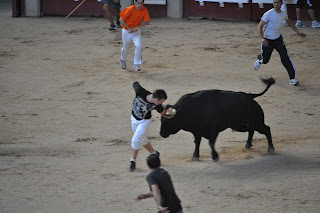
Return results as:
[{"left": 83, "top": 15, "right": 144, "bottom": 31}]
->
[
  {"left": 151, "top": 151, "right": 157, "bottom": 155},
  {"left": 131, "top": 158, "right": 136, "bottom": 162}
]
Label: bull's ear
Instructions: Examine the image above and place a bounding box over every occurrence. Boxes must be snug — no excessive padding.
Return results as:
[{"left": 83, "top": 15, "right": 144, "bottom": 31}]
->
[
  {"left": 172, "top": 109, "right": 177, "bottom": 115},
  {"left": 172, "top": 107, "right": 180, "bottom": 117}
]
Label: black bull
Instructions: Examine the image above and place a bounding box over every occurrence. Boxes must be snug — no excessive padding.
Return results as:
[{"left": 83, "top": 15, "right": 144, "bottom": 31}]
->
[{"left": 160, "top": 78, "right": 275, "bottom": 161}]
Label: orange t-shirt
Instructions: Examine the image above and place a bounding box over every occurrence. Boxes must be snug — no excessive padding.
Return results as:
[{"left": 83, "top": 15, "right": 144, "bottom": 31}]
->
[{"left": 120, "top": 5, "right": 150, "bottom": 30}]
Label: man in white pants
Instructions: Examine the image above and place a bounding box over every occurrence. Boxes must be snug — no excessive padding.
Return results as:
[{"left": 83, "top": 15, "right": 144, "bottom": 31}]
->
[
  {"left": 130, "top": 82, "right": 174, "bottom": 172},
  {"left": 119, "top": 0, "right": 150, "bottom": 72}
]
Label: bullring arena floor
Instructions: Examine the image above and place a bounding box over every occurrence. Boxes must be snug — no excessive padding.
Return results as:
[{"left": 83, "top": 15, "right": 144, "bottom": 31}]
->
[{"left": 1, "top": 4, "right": 320, "bottom": 212}]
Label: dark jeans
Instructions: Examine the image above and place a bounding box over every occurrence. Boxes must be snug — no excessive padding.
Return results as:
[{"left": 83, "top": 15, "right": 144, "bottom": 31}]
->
[{"left": 258, "top": 35, "right": 296, "bottom": 79}]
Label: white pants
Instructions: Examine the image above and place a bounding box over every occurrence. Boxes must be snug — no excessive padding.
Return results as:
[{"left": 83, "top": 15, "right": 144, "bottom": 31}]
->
[
  {"left": 131, "top": 115, "right": 151, "bottom": 150},
  {"left": 121, "top": 29, "right": 143, "bottom": 65}
]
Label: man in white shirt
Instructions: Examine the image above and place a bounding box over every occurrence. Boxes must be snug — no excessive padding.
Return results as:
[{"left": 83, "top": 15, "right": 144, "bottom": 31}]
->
[{"left": 254, "top": 0, "right": 306, "bottom": 86}]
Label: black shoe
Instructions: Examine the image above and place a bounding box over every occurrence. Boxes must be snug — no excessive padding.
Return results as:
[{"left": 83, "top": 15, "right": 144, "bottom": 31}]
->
[
  {"left": 129, "top": 161, "right": 136, "bottom": 172},
  {"left": 109, "top": 24, "right": 117, "bottom": 31},
  {"left": 155, "top": 151, "right": 160, "bottom": 157}
]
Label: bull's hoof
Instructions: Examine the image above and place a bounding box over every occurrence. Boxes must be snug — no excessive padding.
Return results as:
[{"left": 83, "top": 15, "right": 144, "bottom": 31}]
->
[
  {"left": 192, "top": 157, "right": 200, "bottom": 161},
  {"left": 267, "top": 147, "right": 275, "bottom": 154},
  {"left": 212, "top": 157, "right": 219, "bottom": 162},
  {"left": 212, "top": 153, "right": 219, "bottom": 162},
  {"left": 245, "top": 145, "right": 253, "bottom": 150}
]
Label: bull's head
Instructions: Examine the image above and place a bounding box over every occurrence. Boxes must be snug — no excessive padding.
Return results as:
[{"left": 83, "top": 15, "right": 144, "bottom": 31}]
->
[{"left": 160, "top": 104, "right": 181, "bottom": 138}]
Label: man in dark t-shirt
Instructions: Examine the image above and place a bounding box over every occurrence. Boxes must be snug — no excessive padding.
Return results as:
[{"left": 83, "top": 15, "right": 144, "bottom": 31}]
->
[
  {"left": 136, "top": 154, "right": 183, "bottom": 213},
  {"left": 130, "top": 82, "right": 174, "bottom": 172}
]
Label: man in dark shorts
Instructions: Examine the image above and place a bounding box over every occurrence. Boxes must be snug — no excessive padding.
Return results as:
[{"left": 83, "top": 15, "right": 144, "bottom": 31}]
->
[
  {"left": 295, "top": 0, "right": 320, "bottom": 28},
  {"left": 102, "top": 0, "right": 121, "bottom": 30},
  {"left": 136, "top": 154, "right": 183, "bottom": 213}
]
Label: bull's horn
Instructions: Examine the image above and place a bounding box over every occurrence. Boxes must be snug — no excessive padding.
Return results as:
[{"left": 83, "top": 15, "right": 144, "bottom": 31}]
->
[{"left": 170, "top": 109, "right": 177, "bottom": 115}]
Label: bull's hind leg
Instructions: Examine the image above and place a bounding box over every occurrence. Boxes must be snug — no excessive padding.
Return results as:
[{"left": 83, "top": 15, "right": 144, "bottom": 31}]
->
[
  {"left": 192, "top": 134, "right": 202, "bottom": 161},
  {"left": 257, "top": 125, "right": 274, "bottom": 153},
  {"left": 245, "top": 130, "right": 254, "bottom": 150}
]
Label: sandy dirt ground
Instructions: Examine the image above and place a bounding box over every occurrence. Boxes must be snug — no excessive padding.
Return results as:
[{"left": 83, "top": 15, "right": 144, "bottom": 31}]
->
[{"left": 1, "top": 7, "right": 320, "bottom": 213}]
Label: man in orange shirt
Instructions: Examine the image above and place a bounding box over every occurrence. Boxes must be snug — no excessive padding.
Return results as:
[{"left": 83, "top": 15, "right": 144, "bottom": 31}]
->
[{"left": 119, "top": 0, "right": 150, "bottom": 72}]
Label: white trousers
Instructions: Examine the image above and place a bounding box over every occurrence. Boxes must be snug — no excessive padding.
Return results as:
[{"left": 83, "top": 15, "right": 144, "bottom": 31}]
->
[
  {"left": 121, "top": 29, "right": 143, "bottom": 65},
  {"left": 131, "top": 115, "right": 151, "bottom": 150}
]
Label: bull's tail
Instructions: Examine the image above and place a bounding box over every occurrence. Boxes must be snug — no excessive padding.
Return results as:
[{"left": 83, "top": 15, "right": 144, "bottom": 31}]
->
[{"left": 250, "top": 77, "right": 275, "bottom": 99}]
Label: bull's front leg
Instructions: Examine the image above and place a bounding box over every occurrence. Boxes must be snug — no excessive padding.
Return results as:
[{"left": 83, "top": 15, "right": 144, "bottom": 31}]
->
[
  {"left": 209, "top": 131, "right": 219, "bottom": 162},
  {"left": 245, "top": 130, "right": 254, "bottom": 150},
  {"left": 192, "top": 134, "right": 202, "bottom": 161}
]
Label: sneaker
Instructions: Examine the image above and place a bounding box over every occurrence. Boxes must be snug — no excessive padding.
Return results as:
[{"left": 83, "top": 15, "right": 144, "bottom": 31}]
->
[
  {"left": 289, "top": 78, "right": 299, "bottom": 86},
  {"left": 120, "top": 60, "right": 126, "bottom": 69},
  {"left": 129, "top": 161, "right": 136, "bottom": 172},
  {"left": 109, "top": 24, "right": 117, "bottom": 31},
  {"left": 282, "top": 20, "right": 288, "bottom": 27},
  {"left": 254, "top": 59, "right": 261, "bottom": 71},
  {"left": 116, "top": 22, "right": 122, "bottom": 29},
  {"left": 134, "top": 64, "right": 141, "bottom": 72},
  {"left": 154, "top": 151, "right": 160, "bottom": 157},
  {"left": 311, "top": 21, "right": 320, "bottom": 28},
  {"left": 295, "top": 21, "right": 307, "bottom": 28}
]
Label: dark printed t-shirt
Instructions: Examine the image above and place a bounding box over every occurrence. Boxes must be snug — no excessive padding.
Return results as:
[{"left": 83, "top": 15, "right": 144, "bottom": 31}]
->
[
  {"left": 147, "top": 168, "right": 182, "bottom": 213},
  {"left": 132, "top": 82, "right": 164, "bottom": 120}
]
